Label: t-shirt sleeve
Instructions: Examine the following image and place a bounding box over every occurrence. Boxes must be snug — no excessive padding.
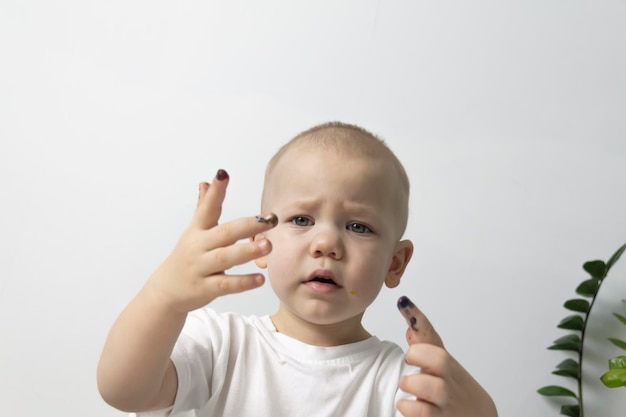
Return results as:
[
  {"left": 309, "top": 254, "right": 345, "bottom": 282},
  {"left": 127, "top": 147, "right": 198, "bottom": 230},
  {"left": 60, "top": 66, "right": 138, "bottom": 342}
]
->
[{"left": 136, "top": 308, "right": 231, "bottom": 417}]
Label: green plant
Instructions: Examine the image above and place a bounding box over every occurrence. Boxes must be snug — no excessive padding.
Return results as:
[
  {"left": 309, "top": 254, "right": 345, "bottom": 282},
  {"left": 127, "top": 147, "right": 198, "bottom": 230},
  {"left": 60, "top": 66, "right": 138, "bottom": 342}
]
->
[
  {"left": 599, "top": 298, "right": 626, "bottom": 389},
  {"left": 537, "top": 242, "right": 626, "bottom": 417},
  {"left": 601, "top": 354, "right": 626, "bottom": 388}
]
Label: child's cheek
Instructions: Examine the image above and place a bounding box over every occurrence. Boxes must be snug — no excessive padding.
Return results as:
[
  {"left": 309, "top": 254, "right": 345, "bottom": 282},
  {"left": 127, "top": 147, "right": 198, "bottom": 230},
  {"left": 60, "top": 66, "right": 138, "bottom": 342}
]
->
[{"left": 346, "top": 279, "right": 383, "bottom": 303}]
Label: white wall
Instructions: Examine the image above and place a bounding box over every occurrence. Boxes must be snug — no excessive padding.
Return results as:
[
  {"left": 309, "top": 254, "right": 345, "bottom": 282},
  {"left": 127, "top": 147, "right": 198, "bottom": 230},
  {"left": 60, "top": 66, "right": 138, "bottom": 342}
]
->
[{"left": 1, "top": 1, "right": 625, "bottom": 416}]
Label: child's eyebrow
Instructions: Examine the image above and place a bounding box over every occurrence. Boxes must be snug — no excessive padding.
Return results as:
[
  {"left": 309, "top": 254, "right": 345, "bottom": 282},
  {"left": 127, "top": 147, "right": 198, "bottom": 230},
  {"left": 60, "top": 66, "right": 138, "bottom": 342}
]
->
[
  {"left": 282, "top": 199, "right": 381, "bottom": 219},
  {"left": 343, "top": 204, "right": 382, "bottom": 221},
  {"left": 281, "top": 199, "right": 319, "bottom": 212}
]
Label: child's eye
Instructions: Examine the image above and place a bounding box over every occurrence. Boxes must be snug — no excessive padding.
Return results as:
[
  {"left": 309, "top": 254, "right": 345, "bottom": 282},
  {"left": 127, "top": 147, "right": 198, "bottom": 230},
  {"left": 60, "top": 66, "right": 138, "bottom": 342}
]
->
[
  {"left": 347, "top": 223, "right": 372, "bottom": 234},
  {"left": 291, "top": 216, "right": 313, "bottom": 227}
]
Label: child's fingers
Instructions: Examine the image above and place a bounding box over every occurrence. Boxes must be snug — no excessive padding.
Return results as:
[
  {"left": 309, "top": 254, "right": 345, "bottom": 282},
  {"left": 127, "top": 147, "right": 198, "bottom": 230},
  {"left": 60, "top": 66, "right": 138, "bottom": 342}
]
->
[
  {"left": 400, "top": 373, "right": 447, "bottom": 406},
  {"left": 399, "top": 343, "right": 496, "bottom": 417},
  {"left": 404, "top": 343, "right": 451, "bottom": 378},
  {"left": 194, "top": 169, "right": 229, "bottom": 229},
  {"left": 396, "top": 299, "right": 499, "bottom": 417},
  {"left": 196, "top": 182, "right": 209, "bottom": 209},
  {"left": 201, "top": 213, "right": 278, "bottom": 251},
  {"left": 398, "top": 371, "right": 448, "bottom": 408},
  {"left": 200, "top": 238, "right": 272, "bottom": 276},
  {"left": 202, "top": 273, "right": 266, "bottom": 298},
  {"left": 397, "top": 295, "right": 444, "bottom": 348},
  {"left": 396, "top": 397, "right": 438, "bottom": 417},
  {"left": 398, "top": 344, "right": 453, "bottom": 414}
]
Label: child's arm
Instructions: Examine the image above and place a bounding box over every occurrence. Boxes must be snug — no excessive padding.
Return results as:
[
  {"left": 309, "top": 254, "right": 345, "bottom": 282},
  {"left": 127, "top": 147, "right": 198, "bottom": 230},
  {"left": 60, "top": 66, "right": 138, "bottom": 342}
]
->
[
  {"left": 97, "top": 172, "right": 276, "bottom": 412},
  {"left": 396, "top": 296, "right": 498, "bottom": 417}
]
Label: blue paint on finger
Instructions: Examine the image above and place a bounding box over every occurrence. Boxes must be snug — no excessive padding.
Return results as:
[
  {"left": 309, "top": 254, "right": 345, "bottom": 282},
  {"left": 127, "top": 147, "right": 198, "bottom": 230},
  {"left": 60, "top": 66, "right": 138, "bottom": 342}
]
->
[
  {"left": 397, "top": 296, "right": 419, "bottom": 332},
  {"left": 397, "top": 295, "right": 415, "bottom": 309}
]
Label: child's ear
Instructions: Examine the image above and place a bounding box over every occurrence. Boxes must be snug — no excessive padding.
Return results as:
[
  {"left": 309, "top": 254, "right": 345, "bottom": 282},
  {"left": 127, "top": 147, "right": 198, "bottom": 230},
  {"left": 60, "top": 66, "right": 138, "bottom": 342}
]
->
[
  {"left": 250, "top": 234, "right": 268, "bottom": 269},
  {"left": 385, "top": 240, "right": 413, "bottom": 288}
]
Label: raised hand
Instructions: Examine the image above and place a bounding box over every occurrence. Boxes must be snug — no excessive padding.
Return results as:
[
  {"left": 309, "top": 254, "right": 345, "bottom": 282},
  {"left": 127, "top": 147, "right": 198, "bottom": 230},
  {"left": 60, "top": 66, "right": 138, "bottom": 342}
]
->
[
  {"left": 145, "top": 169, "right": 278, "bottom": 314},
  {"left": 396, "top": 296, "right": 498, "bottom": 417},
  {"left": 98, "top": 170, "right": 279, "bottom": 411}
]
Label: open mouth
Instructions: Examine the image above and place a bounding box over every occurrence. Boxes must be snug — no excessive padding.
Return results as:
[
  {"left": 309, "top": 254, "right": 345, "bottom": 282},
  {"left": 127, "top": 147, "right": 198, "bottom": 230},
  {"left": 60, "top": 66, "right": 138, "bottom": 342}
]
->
[
  {"left": 307, "top": 276, "right": 338, "bottom": 286},
  {"left": 303, "top": 271, "right": 342, "bottom": 291}
]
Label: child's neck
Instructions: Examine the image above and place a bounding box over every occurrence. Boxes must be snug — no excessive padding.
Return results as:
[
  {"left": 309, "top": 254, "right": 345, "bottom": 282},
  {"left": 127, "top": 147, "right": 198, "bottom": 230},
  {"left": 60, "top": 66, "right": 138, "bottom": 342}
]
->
[{"left": 270, "top": 307, "right": 371, "bottom": 347}]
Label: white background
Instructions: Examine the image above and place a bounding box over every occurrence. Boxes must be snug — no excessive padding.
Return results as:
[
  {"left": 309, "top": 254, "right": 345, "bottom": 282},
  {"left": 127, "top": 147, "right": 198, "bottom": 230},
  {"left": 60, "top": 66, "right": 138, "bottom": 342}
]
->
[{"left": 1, "top": 1, "right": 626, "bottom": 416}]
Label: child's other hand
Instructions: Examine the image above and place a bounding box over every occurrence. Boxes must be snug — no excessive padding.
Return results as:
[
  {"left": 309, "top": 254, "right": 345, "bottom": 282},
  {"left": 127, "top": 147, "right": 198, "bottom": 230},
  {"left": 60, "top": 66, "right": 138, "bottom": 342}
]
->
[
  {"left": 396, "top": 296, "right": 498, "bottom": 417},
  {"left": 145, "top": 170, "right": 276, "bottom": 314}
]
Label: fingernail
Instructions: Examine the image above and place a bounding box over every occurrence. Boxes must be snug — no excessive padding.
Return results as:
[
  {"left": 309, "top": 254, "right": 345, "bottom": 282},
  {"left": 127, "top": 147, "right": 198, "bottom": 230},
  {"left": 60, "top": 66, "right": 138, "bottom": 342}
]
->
[
  {"left": 216, "top": 169, "right": 229, "bottom": 181},
  {"left": 256, "top": 213, "right": 278, "bottom": 226},
  {"left": 397, "top": 296, "right": 414, "bottom": 309}
]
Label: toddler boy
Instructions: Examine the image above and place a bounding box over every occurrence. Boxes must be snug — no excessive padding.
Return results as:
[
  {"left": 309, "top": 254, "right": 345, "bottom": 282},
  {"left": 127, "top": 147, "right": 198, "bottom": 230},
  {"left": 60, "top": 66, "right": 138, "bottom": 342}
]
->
[{"left": 97, "top": 122, "right": 497, "bottom": 417}]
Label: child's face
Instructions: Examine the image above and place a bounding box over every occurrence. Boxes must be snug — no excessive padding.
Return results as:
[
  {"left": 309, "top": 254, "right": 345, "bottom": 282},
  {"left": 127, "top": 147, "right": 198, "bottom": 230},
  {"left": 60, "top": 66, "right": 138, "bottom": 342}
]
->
[{"left": 257, "top": 144, "right": 412, "bottom": 335}]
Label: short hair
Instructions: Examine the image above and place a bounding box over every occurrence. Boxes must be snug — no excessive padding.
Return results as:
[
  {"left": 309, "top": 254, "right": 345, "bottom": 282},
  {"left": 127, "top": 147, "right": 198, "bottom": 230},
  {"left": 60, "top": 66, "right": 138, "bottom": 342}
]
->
[{"left": 263, "top": 121, "right": 410, "bottom": 236}]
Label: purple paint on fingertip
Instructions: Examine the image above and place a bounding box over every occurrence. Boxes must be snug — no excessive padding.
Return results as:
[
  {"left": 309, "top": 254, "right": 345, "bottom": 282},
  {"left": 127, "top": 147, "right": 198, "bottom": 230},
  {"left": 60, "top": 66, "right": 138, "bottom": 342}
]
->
[
  {"left": 216, "top": 169, "right": 229, "bottom": 181},
  {"left": 256, "top": 213, "right": 278, "bottom": 226},
  {"left": 397, "top": 296, "right": 419, "bottom": 332},
  {"left": 397, "top": 296, "right": 414, "bottom": 309}
]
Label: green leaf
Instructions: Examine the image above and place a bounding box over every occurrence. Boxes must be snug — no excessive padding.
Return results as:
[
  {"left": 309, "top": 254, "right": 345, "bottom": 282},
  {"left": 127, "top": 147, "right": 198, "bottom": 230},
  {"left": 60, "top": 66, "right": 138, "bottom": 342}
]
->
[
  {"left": 583, "top": 260, "right": 607, "bottom": 279},
  {"left": 575, "top": 278, "right": 600, "bottom": 297},
  {"left": 613, "top": 313, "right": 626, "bottom": 326},
  {"left": 608, "top": 356, "right": 626, "bottom": 370},
  {"left": 600, "top": 369, "right": 626, "bottom": 388},
  {"left": 537, "top": 385, "right": 577, "bottom": 398},
  {"left": 608, "top": 338, "right": 626, "bottom": 350},
  {"left": 548, "top": 334, "right": 581, "bottom": 352},
  {"left": 606, "top": 242, "right": 626, "bottom": 271},
  {"left": 552, "top": 370, "right": 578, "bottom": 378},
  {"left": 552, "top": 359, "right": 579, "bottom": 379},
  {"left": 557, "top": 315, "right": 584, "bottom": 331},
  {"left": 563, "top": 299, "right": 590, "bottom": 313},
  {"left": 560, "top": 405, "right": 580, "bottom": 417}
]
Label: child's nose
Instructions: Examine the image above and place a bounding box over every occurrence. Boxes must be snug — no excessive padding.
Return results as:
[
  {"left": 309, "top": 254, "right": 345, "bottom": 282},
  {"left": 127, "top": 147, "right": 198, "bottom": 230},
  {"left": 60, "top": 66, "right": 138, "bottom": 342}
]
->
[{"left": 309, "top": 227, "right": 344, "bottom": 259}]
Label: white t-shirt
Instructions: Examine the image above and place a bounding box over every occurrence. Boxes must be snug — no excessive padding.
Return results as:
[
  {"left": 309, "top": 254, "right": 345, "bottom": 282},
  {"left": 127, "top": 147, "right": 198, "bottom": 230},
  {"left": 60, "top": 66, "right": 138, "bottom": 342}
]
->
[{"left": 138, "top": 308, "right": 417, "bottom": 417}]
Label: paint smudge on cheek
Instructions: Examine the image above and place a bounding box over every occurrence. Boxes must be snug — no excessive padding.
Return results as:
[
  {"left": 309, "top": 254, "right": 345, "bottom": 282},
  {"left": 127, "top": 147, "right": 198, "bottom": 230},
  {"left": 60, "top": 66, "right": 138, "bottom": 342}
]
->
[{"left": 349, "top": 290, "right": 358, "bottom": 296}]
